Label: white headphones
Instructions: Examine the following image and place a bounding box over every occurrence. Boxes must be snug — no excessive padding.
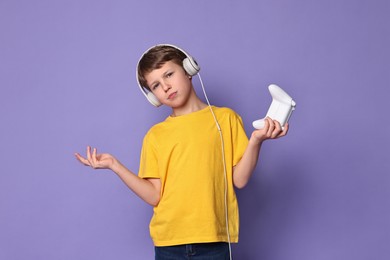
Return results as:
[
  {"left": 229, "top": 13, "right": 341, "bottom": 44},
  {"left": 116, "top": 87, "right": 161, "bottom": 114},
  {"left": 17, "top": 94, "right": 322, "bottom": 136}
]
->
[{"left": 135, "top": 44, "right": 201, "bottom": 107}]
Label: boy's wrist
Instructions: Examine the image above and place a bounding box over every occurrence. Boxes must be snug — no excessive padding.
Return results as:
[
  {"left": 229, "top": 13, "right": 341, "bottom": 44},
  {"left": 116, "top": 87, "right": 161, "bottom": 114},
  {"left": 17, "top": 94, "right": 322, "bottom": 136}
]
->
[
  {"left": 249, "top": 133, "right": 264, "bottom": 146},
  {"left": 109, "top": 158, "right": 121, "bottom": 173}
]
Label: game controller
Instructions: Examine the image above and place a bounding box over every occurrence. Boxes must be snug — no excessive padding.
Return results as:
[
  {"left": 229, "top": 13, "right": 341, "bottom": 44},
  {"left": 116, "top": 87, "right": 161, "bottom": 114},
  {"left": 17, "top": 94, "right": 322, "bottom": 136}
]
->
[{"left": 252, "top": 84, "right": 296, "bottom": 129}]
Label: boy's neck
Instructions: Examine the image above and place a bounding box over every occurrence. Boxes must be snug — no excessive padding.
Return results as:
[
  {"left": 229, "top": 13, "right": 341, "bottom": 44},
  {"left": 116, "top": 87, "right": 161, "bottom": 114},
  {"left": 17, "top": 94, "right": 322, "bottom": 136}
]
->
[{"left": 170, "top": 99, "right": 208, "bottom": 117}]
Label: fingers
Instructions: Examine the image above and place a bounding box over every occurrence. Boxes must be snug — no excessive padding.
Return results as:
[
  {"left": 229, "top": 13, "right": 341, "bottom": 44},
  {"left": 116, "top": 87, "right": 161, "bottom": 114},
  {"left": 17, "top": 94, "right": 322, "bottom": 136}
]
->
[
  {"left": 91, "top": 146, "right": 96, "bottom": 166},
  {"left": 273, "top": 122, "right": 289, "bottom": 138},
  {"left": 262, "top": 118, "right": 288, "bottom": 139},
  {"left": 74, "top": 152, "right": 90, "bottom": 166},
  {"left": 264, "top": 117, "right": 273, "bottom": 137},
  {"left": 86, "top": 146, "right": 92, "bottom": 162},
  {"left": 271, "top": 119, "right": 282, "bottom": 138},
  {"left": 264, "top": 118, "right": 279, "bottom": 138},
  {"left": 280, "top": 122, "right": 289, "bottom": 137},
  {"left": 88, "top": 146, "right": 99, "bottom": 169},
  {"left": 75, "top": 146, "right": 99, "bottom": 168}
]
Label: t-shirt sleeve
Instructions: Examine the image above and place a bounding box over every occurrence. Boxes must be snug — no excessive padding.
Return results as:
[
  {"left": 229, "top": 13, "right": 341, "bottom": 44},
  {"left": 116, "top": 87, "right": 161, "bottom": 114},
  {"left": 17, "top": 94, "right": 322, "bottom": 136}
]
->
[
  {"left": 138, "top": 132, "right": 160, "bottom": 179},
  {"left": 231, "top": 111, "right": 249, "bottom": 166}
]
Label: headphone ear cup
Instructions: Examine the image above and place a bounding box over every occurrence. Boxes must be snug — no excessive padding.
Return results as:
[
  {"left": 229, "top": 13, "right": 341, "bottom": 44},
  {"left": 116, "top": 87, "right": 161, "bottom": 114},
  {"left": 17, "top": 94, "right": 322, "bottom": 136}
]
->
[
  {"left": 146, "top": 91, "right": 162, "bottom": 107},
  {"left": 183, "top": 57, "right": 200, "bottom": 76}
]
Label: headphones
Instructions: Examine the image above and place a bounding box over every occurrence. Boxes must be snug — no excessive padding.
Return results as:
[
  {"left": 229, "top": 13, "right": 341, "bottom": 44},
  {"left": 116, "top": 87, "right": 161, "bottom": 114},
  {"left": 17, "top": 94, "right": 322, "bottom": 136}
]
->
[{"left": 136, "top": 44, "right": 201, "bottom": 107}]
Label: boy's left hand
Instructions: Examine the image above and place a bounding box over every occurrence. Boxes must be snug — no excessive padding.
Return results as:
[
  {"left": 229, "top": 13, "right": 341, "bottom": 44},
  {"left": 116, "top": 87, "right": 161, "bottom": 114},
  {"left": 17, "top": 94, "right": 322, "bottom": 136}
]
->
[{"left": 251, "top": 117, "right": 289, "bottom": 144}]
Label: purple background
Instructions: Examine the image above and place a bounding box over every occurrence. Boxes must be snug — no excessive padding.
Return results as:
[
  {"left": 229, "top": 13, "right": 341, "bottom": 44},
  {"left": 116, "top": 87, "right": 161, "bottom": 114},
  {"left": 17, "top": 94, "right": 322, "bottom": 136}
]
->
[{"left": 1, "top": 0, "right": 389, "bottom": 259}]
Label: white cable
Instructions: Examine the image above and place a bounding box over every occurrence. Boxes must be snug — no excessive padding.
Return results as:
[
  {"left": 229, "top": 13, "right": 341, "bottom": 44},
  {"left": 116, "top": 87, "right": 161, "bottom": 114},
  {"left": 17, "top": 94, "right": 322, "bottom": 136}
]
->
[{"left": 197, "top": 73, "right": 232, "bottom": 260}]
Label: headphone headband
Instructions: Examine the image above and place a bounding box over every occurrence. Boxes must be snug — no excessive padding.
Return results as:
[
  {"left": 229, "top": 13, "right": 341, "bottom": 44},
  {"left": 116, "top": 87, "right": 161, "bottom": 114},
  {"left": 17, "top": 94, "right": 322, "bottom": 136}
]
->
[{"left": 135, "top": 44, "right": 200, "bottom": 107}]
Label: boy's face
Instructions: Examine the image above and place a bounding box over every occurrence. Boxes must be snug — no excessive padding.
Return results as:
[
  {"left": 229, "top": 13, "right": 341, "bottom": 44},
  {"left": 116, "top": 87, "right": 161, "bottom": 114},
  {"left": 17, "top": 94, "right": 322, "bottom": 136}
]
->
[{"left": 145, "top": 61, "right": 193, "bottom": 109}]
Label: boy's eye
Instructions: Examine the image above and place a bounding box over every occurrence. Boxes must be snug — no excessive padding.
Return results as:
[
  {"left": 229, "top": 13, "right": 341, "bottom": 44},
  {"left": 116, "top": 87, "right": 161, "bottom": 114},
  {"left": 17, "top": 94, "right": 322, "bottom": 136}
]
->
[
  {"left": 152, "top": 83, "right": 159, "bottom": 90},
  {"left": 166, "top": 72, "right": 173, "bottom": 78}
]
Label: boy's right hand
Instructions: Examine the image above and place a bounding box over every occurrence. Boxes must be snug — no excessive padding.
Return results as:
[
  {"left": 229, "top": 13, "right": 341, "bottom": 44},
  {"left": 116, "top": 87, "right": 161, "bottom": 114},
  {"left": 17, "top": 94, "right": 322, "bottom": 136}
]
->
[{"left": 75, "top": 146, "right": 116, "bottom": 170}]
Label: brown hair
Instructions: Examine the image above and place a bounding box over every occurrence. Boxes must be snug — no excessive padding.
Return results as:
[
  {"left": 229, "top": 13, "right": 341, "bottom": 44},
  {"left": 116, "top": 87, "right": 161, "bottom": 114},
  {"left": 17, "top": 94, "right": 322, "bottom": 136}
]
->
[{"left": 137, "top": 45, "right": 186, "bottom": 90}]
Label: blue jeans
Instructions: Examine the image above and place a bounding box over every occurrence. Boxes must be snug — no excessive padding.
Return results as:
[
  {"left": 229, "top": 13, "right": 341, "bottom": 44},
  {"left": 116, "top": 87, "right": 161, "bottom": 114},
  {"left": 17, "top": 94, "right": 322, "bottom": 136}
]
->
[{"left": 155, "top": 242, "right": 230, "bottom": 260}]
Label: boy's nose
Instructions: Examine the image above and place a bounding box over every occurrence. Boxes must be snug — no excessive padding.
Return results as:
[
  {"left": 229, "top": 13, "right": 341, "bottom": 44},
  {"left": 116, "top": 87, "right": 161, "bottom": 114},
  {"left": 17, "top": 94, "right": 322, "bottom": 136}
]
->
[{"left": 161, "top": 81, "right": 171, "bottom": 92}]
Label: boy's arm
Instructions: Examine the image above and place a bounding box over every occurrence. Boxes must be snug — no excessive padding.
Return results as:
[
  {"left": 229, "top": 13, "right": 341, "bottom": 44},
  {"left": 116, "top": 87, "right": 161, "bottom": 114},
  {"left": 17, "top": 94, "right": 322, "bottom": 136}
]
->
[
  {"left": 110, "top": 159, "right": 161, "bottom": 206},
  {"left": 75, "top": 146, "right": 161, "bottom": 206},
  {"left": 232, "top": 118, "right": 288, "bottom": 189}
]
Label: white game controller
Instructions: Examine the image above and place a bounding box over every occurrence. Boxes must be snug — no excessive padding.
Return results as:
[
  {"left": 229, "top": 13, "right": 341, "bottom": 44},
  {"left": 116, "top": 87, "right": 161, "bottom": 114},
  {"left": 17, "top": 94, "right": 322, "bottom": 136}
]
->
[{"left": 252, "top": 84, "right": 296, "bottom": 129}]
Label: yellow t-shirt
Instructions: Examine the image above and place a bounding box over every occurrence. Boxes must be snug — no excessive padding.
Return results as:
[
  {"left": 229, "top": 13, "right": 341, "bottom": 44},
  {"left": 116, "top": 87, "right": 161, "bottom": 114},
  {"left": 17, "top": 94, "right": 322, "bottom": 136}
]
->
[{"left": 138, "top": 106, "right": 248, "bottom": 246}]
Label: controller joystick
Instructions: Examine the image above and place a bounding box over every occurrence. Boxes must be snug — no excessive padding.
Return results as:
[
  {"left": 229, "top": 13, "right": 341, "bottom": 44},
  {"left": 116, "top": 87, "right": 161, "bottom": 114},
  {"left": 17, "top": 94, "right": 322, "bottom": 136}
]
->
[{"left": 252, "top": 84, "right": 296, "bottom": 129}]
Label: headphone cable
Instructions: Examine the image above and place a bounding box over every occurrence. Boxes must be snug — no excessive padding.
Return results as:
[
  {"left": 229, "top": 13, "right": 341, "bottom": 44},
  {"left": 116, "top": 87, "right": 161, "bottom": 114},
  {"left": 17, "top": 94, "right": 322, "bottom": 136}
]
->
[{"left": 197, "top": 73, "right": 232, "bottom": 260}]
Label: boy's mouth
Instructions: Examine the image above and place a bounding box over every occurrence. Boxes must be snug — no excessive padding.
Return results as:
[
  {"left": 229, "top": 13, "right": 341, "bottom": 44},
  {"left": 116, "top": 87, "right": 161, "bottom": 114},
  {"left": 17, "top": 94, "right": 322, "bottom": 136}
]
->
[{"left": 168, "top": 92, "right": 177, "bottom": 100}]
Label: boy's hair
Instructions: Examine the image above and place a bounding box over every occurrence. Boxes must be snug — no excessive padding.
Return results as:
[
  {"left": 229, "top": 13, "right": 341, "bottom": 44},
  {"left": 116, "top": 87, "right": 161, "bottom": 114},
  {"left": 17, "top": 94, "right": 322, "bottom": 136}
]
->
[{"left": 137, "top": 45, "right": 187, "bottom": 90}]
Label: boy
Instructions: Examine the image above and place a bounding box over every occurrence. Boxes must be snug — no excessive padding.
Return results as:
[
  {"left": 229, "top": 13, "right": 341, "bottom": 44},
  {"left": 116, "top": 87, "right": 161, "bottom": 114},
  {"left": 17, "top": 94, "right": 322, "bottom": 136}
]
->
[{"left": 75, "top": 44, "right": 288, "bottom": 259}]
